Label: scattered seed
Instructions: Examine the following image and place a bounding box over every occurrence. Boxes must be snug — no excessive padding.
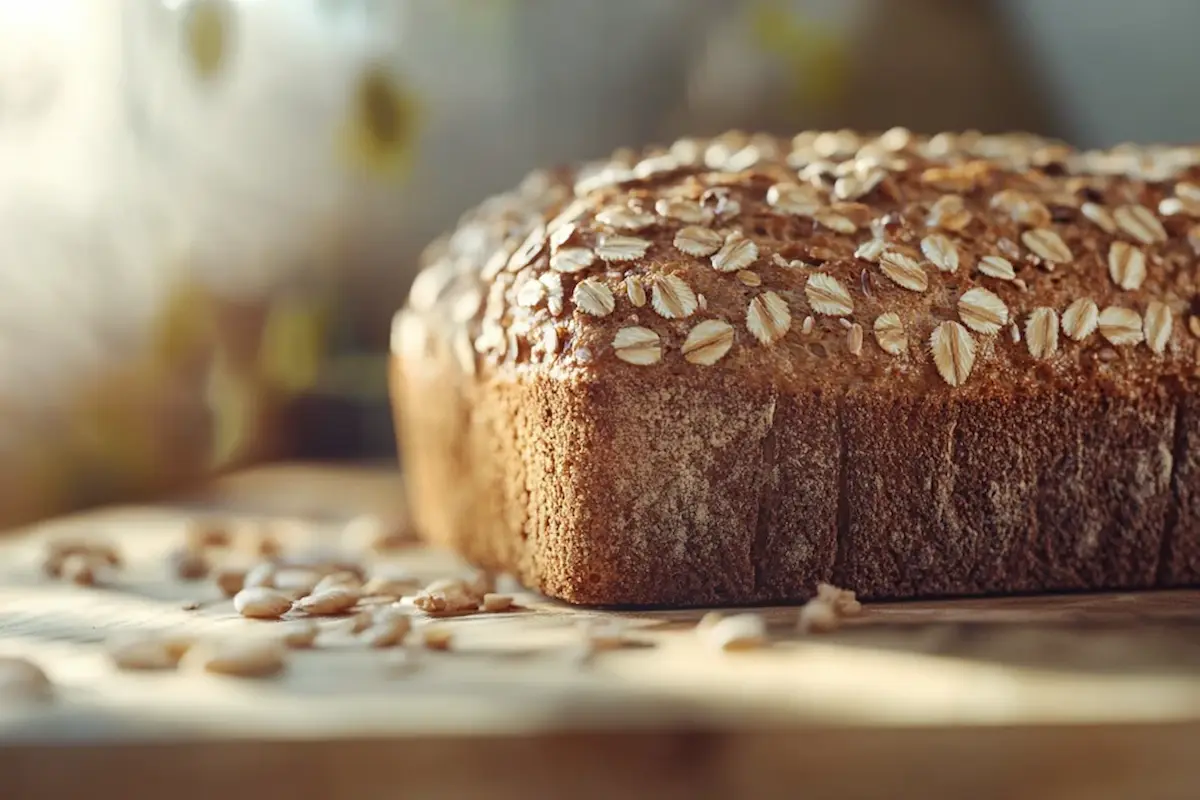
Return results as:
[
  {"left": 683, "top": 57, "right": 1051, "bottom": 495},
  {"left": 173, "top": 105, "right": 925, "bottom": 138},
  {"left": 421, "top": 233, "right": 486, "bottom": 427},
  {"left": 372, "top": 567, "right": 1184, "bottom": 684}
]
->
[
  {"left": 612, "top": 327, "right": 662, "bottom": 365},
  {"left": 958, "top": 287, "right": 1009, "bottom": 335},
  {"left": 273, "top": 568, "right": 321, "bottom": 596},
  {"left": 921, "top": 234, "right": 959, "bottom": 273},
  {"left": 108, "top": 636, "right": 184, "bottom": 671},
  {"left": 978, "top": 255, "right": 1016, "bottom": 281},
  {"left": 766, "top": 183, "right": 822, "bottom": 216},
  {"left": 854, "top": 239, "right": 886, "bottom": 262},
  {"left": 361, "top": 614, "right": 412, "bottom": 649},
  {"left": 930, "top": 321, "right": 976, "bottom": 387},
  {"left": 243, "top": 563, "right": 277, "bottom": 590},
  {"left": 655, "top": 197, "right": 711, "bottom": 224},
  {"left": 625, "top": 275, "right": 647, "bottom": 307},
  {"left": 847, "top": 323, "right": 864, "bottom": 356},
  {"left": 746, "top": 291, "right": 792, "bottom": 345},
  {"left": 736, "top": 270, "right": 762, "bottom": 287},
  {"left": 802, "top": 315, "right": 815, "bottom": 335},
  {"left": 1144, "top": 301, "right": 1173, "bottom": 355},
  {"left": 1114, "top": 204, "right": 1167, "bottom": 245},
  {"left": 573, "top": 278, "right": 616, "bottom": 317},
  {"left": 596, "top": 235, "right": 650, "bottom": 262},
  {"left": 422, "top": 626, "right": 453, "bottom": 651},
  {"left": 682, "top": 320, "right": 736, "bottom": 366},
  {"left": 673, "top": 226, "right": 723, "bottom": 257},
  {"left": 814, "top": 211, "right": 857, "bottom": 234},
  {"left": 805, "top": 273, "right": 854, "bottom": 316},
  {"left": 1108, "top": 242, "right": 1147, "bottom": 290},
  {"left": 797, "top": 599, "right": 840, "bottom": 634},
  {"left": 361, "top": 575, "right": 421, "bottom": 599},
  {"left": 1098, "top": 306, "right": 1145, "bottom": 346},
  {"left": 280, "top": 620, "right": 320, "bottom": 649},
  {"left": 927, "top": 194, "right": 972, "bottom": 231},
  {"left": 1025, "top": 307, "right": 1060, "bottom": 360},
  {"left": 187, "top": 639, "right": 286, "bottom": 678},
  {"left": 1021, "top": 228, "right": 1073, "bottom": 265},
  {"left": 704, "top": 613, "right": 768, "bottom": 652},
  {"left": 711, "top": 233, "right": 759, "bottom": 272},
  {"left": 1062, "top": 298, "right": 1099, "bottom": 342},
  {"left": 550, "top": 247, "right": 595, "bottom": 274},
  {"left": 873, "top": 312, "right": 906, "bottom": 355},
  {"left": 595, "top": 205, "right": 655, "bottom": 232},
  {"left": 482, "top": 594, "right": 515, "bottom": 613},
  {"left": 1081, "top": 202, "right": 1117, "bottom": 234},
  {"left": 233, "top": 587, "right": 292, "bottom": 620},
  {"left": 879, "top": 250, "right": 929, "bottom": 292},
  {"left": 293, "top": 587, "right": 361, "bottom": 616},
  {"left": 651, "top": 274, "right": 698, "bottom": 319},
  {"left": 0, "top": 657, "right": 53, "bottom": 702}
]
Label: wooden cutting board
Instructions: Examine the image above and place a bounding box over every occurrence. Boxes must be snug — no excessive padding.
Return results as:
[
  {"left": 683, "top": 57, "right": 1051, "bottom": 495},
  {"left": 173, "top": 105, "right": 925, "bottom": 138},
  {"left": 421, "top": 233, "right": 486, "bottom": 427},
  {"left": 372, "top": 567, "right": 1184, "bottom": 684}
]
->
[{"left": 1, "top": 464, "right": 1199, "bottom": 800}]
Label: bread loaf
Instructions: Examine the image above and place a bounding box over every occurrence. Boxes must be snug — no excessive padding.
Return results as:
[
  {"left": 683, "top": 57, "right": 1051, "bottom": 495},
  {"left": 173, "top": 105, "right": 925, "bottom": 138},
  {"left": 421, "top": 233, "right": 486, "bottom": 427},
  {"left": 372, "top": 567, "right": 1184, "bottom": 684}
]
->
[{"left": 391, "top": 130, "right": 1200, "bottom": 606}]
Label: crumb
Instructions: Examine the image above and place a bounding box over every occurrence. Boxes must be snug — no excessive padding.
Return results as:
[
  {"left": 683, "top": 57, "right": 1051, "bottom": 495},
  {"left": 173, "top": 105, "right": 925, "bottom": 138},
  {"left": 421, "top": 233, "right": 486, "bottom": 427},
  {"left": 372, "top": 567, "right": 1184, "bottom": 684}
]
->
[
  {"left": 798, "top": 598, "right": 840, "bottom": 634},
  {"left": 816, "top": 582, "right": 863, "bottom": 616}
]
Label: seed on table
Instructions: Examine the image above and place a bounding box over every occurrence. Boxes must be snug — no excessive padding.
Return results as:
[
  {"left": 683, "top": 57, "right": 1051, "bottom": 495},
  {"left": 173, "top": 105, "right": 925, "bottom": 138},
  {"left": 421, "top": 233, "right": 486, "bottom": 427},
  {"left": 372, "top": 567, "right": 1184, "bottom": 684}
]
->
[
  {"left": 797, "top": 599, "right": 840, "bottom": 634},
  {"left": 313, "top": 571, "right": 362, "bottom": 594},
  {"left": 482, "top": 594, "right": 514, "bottom": 613},
  {"left": 0, "top": 656, "right": 54, "bottom": 702},
  {"left": 422, "top": 626, "right": 453, "bottom": 651},
  {"left": 279, "top": 620, "right": 319, "bottom": 650},
  {"left": 108, "top": 636, "right": 185, "bottom": 671},
  {"left": 361, "top": 575, "right": 420, "bottom": 599},
  {"left": 233, "top": 587, "right": 292, "bottom": 620},
  {"left": 292, "top": 587, "right": 360, "bottom": 616},
  {"left": 360, "top": 615, "right": 411, "bottom": 649},
  {"left": 273, "top": 568, "right": 320, "bottom": 596},
  {"left": 704, "top": 613, "right": 768, "bottom": 651},
  {"left": 243, "top": 563, "right": 277, "bottom": 589},
  {"left": 186, "top": 639, "right": 286, "bottom": 678},
  {"left": 214, "top": 566, "right": 247, "bottom": 597}
]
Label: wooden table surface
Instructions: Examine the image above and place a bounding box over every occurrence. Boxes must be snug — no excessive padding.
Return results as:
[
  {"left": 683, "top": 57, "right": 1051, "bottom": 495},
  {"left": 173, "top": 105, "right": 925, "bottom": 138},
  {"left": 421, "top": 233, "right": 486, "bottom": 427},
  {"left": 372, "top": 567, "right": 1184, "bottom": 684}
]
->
[{"left": 1, "top": 463, "right": 1199, "bottom": 799}]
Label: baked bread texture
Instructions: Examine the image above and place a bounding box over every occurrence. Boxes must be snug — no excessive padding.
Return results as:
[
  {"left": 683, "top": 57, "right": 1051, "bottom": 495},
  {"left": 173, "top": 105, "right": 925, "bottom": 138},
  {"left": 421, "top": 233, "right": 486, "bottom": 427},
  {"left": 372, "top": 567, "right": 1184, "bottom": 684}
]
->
[{"left": 391, "top": 129, "right": 1200, "bottom": 606}]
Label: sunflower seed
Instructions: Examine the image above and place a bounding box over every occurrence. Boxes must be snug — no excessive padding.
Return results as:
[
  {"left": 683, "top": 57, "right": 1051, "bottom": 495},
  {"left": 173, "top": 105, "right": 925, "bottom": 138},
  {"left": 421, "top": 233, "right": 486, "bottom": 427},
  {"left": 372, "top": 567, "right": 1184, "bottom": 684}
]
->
[
  {"left": 108, "top": 636, "right": 187, "bottom": 671},
  {"left": 187, "top": 639, "right": 286, "bottom": 678},
  {"left": 234, "top": 587, "right": 292, "bottom": 620},
  {"left": 612, "top": 327, "right": 662, "bottom": 365},
  {"left": 293, "top": 587, "right": 360, "bottom": 616},
  {"left": 515, "top": 279, "right": 546, "bottom": 308},
  {"left": 847, "top": 323, "right": 864, "bottom": 356},
  {"left": 927, "top": 195, "right": 972, "bottom": 232}
]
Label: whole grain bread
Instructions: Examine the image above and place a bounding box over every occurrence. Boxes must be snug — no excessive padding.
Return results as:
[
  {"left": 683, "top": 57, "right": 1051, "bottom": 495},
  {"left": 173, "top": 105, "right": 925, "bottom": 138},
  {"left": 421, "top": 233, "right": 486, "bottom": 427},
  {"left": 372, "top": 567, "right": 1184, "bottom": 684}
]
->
[{"left": 391, "top": 129, "right": 1200, "bottom": 606}]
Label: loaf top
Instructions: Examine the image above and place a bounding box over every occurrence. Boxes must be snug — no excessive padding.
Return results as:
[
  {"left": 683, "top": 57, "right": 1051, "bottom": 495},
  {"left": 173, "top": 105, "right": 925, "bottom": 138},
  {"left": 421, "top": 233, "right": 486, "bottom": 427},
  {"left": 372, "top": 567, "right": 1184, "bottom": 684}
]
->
[{"left": 395, "top": 130, "right": 1200, "bottom": 395}]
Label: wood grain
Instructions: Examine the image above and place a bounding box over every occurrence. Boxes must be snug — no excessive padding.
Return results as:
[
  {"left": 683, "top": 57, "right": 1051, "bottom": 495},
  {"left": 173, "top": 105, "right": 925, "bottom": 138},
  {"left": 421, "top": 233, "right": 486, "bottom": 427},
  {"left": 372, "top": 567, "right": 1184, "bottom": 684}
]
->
[{"left": 1, "top": 464, "right": 1199, "bottom": 798}]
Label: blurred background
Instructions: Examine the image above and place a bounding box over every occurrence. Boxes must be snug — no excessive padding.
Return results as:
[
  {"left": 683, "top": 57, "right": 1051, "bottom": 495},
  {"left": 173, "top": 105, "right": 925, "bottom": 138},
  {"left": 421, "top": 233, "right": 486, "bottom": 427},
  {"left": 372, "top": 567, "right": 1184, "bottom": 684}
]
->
[{"left": 1, "top": 0, "right": 1198, "bottom": 529}]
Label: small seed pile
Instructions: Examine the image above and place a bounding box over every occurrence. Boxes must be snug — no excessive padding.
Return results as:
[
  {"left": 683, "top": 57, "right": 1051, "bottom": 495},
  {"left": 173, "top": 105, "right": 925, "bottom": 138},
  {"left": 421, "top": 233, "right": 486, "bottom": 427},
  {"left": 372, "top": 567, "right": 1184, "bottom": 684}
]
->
[{"left": 696, "top": 583, "right": 865, "bottom": 652}]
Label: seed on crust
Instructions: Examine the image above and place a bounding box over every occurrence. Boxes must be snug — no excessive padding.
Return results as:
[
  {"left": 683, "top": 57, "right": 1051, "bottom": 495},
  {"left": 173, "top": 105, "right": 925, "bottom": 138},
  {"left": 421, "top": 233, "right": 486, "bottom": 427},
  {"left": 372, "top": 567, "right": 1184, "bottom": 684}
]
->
[
  {"left": 595, "top": 205, "right": 655, "bottom": 232},
  {"left": 1081, "top": 202, "right": 1118, "bottom": 234},
  {"left": 651, "top": 274, "right": 698, "bottom": 319},
  {"left": 958, "top": 287, "right": 1009, "bottom": 335},
  {"left": 515, "top": 278, "right": 546, "bottom": 308},
  {"left": 573, "top": 278, "right": 616, "bottom": 317},
  {"left": 746, "top": 292, "right": 792, "bottom": 345},
  {"left": 847, "top": 323, "right": 864, "bottom": 356},
  {"left": 1114, "top": 204, "right": 1167, "bottom": 245},
  {"left": 1025, "top": 307, "right": 1060, "bottom": 360},
  {"left": 873, "top": 312, "right": 906, "bottom": 355},
  {"left": 1098, "top": 306, "right": 1145, "bottom": 346},
  {"left": 1144, "top": 301, "right": 1173, "bottom": 355},
  {"left": 766, "top": 183, "right": 822, "bottom": 216},
  {"left": 625, "top": 275, "right": 647, "bottom": 307},
  {"left": 1108, "top": 242, "right": 1147, "bottom": 291},
  {"left": 930, "top": 321, "right": 976, "bottom": 387},
  {"left": 655, "top": 197, "right": 711, "bottom": 224},
  {"left": 612, "top": 327, "right": 662, "bottom": 365},
  {"left": 814, "top": 211, "right": 858, "bottom": 234},
  {"left": 736, "top": 270, "right": 761, "bottom": 287},
  {"left": 927, "top": 194, "right": 972, "bottom": 232},
  {"left": 1021, "top": 228, "right": 1072, "bottom": 265},
  {"left": 233, "top": 587, "right": 292, "bottom": 620},
  {"left": 1061, "top": 298, "right": 1099, "bottom": 342},
  {"left": 550, "top": 247, "right": 595, "bottom": 274},
  {"left": 711, "top": 233, "right": 759, "bottom": 272},
  {"left": 674, "top": 226, "right": 724, "bottom": 257},
  {"left": 804, "top": 273, "right": 854, "bottom": 317},
  {"left": 991, "top": 189, "right": 1052, "bottom": 227},
  {"left": 683, "top": 319, "right": 735, "bottom": 364},
  {"left": 921, "top": 234, "right": 959, "bottom": 273},
  {"left": 854, "top": 239, "right": 886, "bottom": 262},
  {"left": 879, "top": 250, "right": 928, "bottom": 292},
  {"left": 978, "top": 254, "right": 1016, "bottom": 281}
]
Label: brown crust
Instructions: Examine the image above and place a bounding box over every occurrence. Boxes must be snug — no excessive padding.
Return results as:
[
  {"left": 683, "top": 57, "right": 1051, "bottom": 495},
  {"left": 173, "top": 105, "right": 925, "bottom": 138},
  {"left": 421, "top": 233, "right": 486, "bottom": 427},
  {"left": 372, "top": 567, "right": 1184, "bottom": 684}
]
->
[{"left": 392, "top": 130, "right": 1200, "bottom": 606}]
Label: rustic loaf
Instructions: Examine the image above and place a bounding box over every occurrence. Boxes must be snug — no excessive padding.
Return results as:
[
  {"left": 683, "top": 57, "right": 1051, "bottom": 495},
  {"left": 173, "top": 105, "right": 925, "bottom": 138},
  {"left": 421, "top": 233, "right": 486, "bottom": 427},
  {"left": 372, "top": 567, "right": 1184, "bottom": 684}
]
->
[{"left": 391, "top": 129, "right": 1200, "bottom": 606}]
